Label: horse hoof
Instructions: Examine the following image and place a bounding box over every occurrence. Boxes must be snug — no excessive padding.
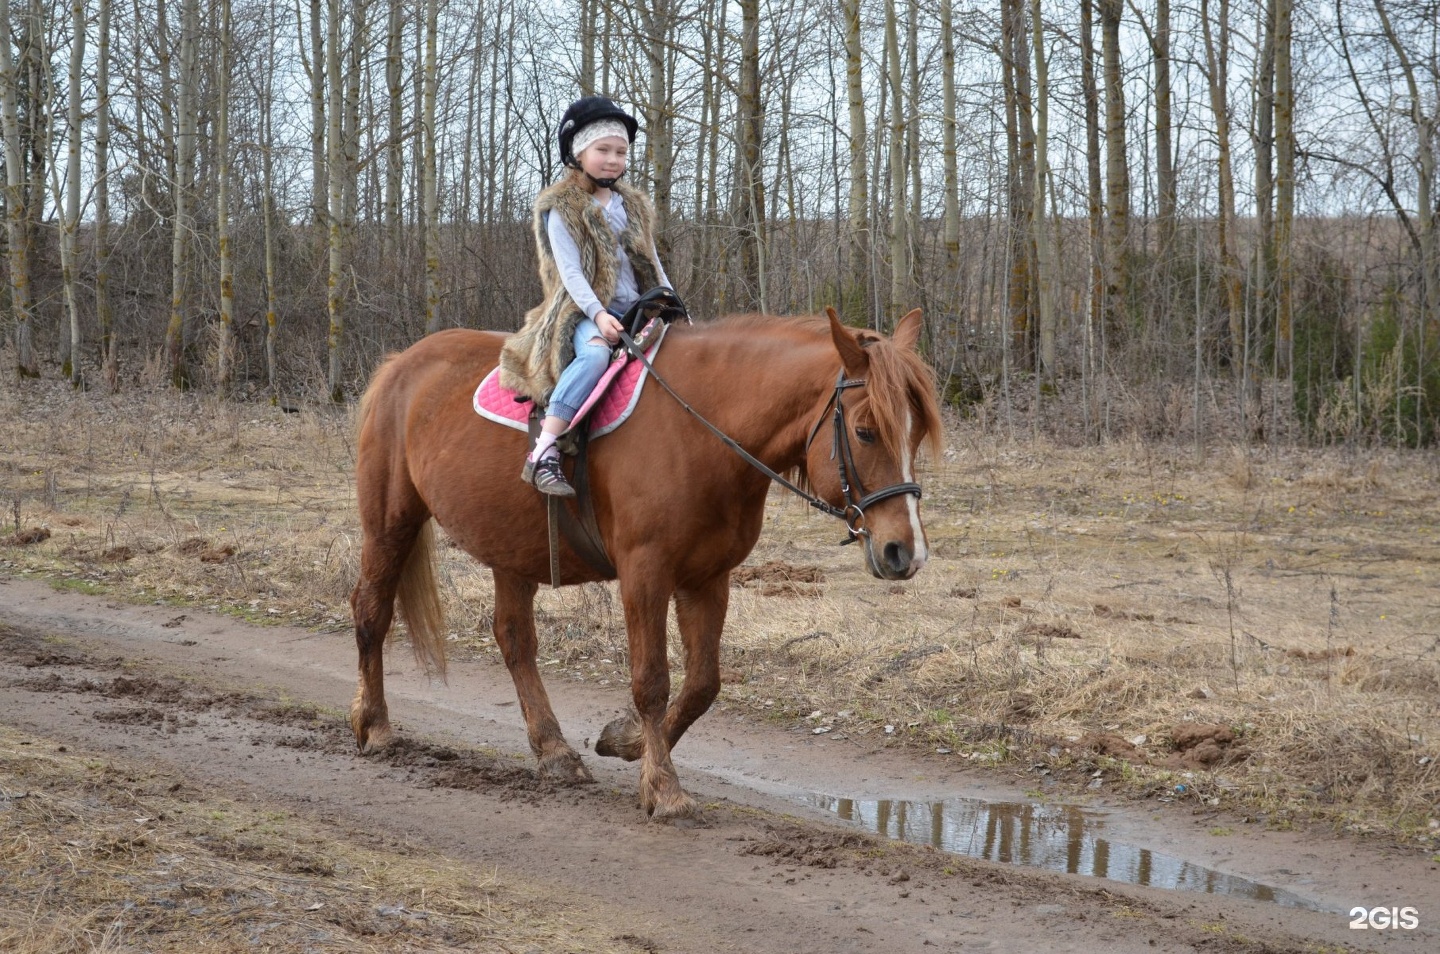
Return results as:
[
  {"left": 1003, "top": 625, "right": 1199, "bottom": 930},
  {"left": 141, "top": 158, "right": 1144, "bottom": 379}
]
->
[
  {"left": 645, "top": 794, "right": 705, "bottom": 827},
  {"left": 356, "top": 724, "right": 395, "bottom": 755},
  {"left": 594, "top": 713, "right": 644, "bottom": 761},
  {"left": 539, "top": 751, "right": 595, "bottom": 785}
]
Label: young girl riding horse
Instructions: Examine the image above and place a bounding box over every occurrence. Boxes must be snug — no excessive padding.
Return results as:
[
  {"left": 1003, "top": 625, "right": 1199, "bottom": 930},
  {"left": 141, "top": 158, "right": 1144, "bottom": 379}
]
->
[{"left": 499, "top": 96, "right": 676, "bottom": 497}]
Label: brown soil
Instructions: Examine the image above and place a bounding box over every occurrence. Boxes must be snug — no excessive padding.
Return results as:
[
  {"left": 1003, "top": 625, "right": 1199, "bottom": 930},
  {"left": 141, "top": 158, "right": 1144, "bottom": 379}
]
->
[{"left": 3, "top": 577, "right": 1435, "bottom": 953}]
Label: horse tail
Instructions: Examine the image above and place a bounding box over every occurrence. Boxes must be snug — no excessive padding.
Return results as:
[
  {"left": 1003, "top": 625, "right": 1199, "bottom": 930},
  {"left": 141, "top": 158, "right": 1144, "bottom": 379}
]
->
[
  {"left": 357, "top": 352, "right": 448, "bottom": 679},
  {"left": 397, "top": 518, "right": 448, "bottom": 678}
]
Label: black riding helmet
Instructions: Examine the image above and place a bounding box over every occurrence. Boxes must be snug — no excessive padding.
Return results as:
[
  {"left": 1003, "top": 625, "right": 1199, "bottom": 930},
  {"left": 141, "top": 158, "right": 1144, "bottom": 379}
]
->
[{"left": 557, "top": 96, "right": 640, "bottom": 171}]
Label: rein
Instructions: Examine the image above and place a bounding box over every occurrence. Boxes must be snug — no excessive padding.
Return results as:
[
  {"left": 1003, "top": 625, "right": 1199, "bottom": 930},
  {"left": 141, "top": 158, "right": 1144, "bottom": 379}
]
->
[{"left": 618, "top": 330, "right": 921, "bottom": 545}]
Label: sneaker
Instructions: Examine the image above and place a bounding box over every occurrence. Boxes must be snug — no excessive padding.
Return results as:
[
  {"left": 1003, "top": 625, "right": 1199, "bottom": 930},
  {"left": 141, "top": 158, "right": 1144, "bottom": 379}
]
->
[{"left": 522, "top": 454, "right": 576, "bottom": 497}]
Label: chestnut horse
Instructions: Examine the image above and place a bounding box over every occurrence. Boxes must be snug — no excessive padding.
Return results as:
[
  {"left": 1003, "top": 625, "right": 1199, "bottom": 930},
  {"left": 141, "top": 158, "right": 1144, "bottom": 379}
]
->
[{"left": 349, "top": 308, "right": 942, "bottom": 822}]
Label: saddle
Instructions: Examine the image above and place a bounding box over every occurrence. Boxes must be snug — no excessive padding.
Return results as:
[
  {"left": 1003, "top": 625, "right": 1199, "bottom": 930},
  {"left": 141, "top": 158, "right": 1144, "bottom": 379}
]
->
[{"left": 473, "top": 288, "right": 689, "bottom": 585}]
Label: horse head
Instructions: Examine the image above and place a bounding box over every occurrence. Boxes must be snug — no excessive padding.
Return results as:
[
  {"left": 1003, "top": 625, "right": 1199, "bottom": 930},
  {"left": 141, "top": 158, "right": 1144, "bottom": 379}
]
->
[{"left": 804, "top": 308, "right": 944, "bottom": 581}]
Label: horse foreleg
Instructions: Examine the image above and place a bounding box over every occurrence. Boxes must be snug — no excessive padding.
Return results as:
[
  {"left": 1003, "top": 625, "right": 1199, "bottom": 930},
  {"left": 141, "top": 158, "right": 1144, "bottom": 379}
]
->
[
  {"left": 492, "top": 570, "right": 593, "bottom": 785},
  {"left": 595, "top": 572, "right": 729, "bottom": 759},
  {"left": 616, "top": 574, "right": 700, "bottom": 823},
  {"left": 664, "top": 573, "right": 729, "bottom": 749}
]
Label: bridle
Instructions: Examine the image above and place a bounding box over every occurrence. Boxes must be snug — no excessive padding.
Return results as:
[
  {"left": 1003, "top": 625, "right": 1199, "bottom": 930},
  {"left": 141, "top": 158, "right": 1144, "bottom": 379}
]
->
[
  {"left": 620, "top": 332, "right": 922, "bottom": 546},
  {"left": 803, "top": 371, "right": 923, "bottom": 544}
]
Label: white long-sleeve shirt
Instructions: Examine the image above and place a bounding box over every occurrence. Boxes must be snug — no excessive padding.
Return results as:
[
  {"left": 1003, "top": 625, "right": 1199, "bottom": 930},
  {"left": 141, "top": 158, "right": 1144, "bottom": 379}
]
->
[{"left": 545, "top": 191, "right": 672, "bottom": 320}]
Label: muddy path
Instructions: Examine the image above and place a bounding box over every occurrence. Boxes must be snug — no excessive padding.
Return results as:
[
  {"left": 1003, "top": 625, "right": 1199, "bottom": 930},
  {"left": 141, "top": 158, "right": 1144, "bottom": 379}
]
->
[{"left": 2, "top": 576, "right": 1435, "bottom": 953}]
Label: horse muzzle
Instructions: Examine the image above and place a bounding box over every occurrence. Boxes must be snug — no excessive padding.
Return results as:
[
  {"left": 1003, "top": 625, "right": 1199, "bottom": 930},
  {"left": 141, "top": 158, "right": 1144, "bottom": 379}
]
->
[{"left": 865, "top": 537, "right": 924, "bottom": 581}]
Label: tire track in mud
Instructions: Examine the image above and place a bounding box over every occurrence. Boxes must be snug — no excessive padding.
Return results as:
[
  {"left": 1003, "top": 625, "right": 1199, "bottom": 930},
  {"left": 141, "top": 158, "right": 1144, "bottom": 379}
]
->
[{"left": 0, "top": 611, "right": 1395, "bottom": 954}]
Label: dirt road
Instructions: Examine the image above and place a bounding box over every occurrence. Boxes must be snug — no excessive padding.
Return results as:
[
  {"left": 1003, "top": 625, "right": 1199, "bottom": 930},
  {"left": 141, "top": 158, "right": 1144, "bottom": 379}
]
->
[{"left": 3, "top": 575, "right": 1434, "bottom": 953}]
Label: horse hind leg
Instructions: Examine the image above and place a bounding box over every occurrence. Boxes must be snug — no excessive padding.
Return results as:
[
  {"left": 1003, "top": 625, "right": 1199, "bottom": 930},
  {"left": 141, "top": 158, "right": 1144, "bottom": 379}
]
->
[
  {"left": 492, "top": 570, "right": 593, "bottom": 785},
  {"left": 350, "top": 521, "right": 424, "bottom": 753}
]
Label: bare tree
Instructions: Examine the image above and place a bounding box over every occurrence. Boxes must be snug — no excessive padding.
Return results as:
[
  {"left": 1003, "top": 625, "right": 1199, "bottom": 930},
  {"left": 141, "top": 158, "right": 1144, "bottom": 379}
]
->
[
  {"left": 60, "top": 0, "right": 85, "bottom": 386},
  {"left": 1032, "top": 0, "right": 1056, "bottom": 374},
  {"left": 1274, "top": 0, "right": 1295, "bottom": 372},
  {"left": 736, "top": 0, "right": 765, "bottom": 309},
  {"left": 940, "top": 0, "right": 959, "bottom": 301},
  {"left": 97, "top": 0, "right": 116, "bottom": 389},
  {"left": 884, "top": 0, "right": 907, "bottom": 321},
  {"left": 1099, "top": 0, "right": 1131, "bottom": 335},
  {"left": 1200, "top": 0, "right": 1246, "bottom": 376},
  {"left": 217, "top": 0, "right": 235, "bottom": 389},
  {"left": 637, "top": 0, "right": 674, "bottom": 254},
  {"left": 422, "top": 0, "right": 440, "bottom": 334},
  {"left": 0, "top": 0, "right": 35, "bottom": 379},
  {"left": 1080, "top": 0, "right": 1104, "bottom": 377},
  {"left": 166, "top": 0, "right": 199, "bottom": 388},
  {"left": 842, "top": 0, "right": 869, "bottom": 320},
  {"left": 1373, "top": 0, "right": 1436, "bottom": 337},
  {"left": 326, "top": 0, "right": 345, "bottom": 399}
]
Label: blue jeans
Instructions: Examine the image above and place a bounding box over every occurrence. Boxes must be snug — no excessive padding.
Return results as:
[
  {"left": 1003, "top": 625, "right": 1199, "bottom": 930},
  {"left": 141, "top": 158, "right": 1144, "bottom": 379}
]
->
[{"left": 547, "top": 317, "right": 614, "bottom": 422}]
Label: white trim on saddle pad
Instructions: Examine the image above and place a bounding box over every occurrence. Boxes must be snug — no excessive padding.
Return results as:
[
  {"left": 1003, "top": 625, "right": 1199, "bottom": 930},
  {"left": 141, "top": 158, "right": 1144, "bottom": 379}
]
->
[{"left": 472, "top": 327, "right": 668, "bottom": 437}]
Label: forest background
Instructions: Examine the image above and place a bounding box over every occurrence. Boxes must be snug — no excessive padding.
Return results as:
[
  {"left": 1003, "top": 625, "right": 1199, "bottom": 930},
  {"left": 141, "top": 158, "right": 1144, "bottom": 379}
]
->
[{"left": 1, "top": 0, "right": 1438, "bottom": 447}]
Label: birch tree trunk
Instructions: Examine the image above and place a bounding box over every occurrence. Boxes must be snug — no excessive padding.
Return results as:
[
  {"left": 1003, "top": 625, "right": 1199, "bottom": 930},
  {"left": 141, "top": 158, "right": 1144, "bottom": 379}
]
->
[
  {"left": 61, "top": 0, "right": 85, "bottom": 386},
  {"left": 884, "top": 0, "right": 908, "bottom": 320},
  {"left": 1002, "top": 0, "right": 1036, "bottom": 367},
  {"left": 1031, "top": 0, "right": 1056, "bottom": 374},
  {"left": 1, "top": 0, "right": 34, "bottom": 378},
  {"left": 1372, "top": 0, "right": 1436, "bottom": 414},
  {"left": 1200, "top": 0, "right": 1245, "bottom": 375},
  {"left": 1274, "top": 0, "right": 1294, "bottom": 373},
  {"left": 263, "top": 0, "right": 280, "bottom": 395},
  {"left": 309, "top": 0, "right": 327, "bottom": 225},
  {"left": 217, "top": 0, "right": 234, "bottom": 389},
  {"left": 422, "top": 0, "right": 441, "bottom": 334},
  {"left": 579, "top": 0, "right": 594, "bottom": 94},
  {"left": 1080, "top": 0, "right": 1104, "bottom": 376},
  {"left": 842, "top": 0, "right": 869, "bottom": 320},
  {"left": 736, "top": 0, "right": 765, "bottom": 309},
  {"left": 940, "top": 0, "right": 959, "bottom": 292},
  {"left": 1253, "top": 0, "right": 1276, "bottom": 361},
  {"left": 326, "top": 0, "right": 345, "bottom": 400},
  {"left": 97, "top": 0, "right": 115, "bottom": 389},
  {"left": 384, "top": 0, "right": 402, "bottom": 260},
  {"left": 640, "top": 0, "right": 673, "bottom": 257},
  {"left": 1099, "top": 0, "right": 1130, "bottom": 334},
  {"left": 905, "top": 0, "right": 922, "bottom": 302},
  {"left": 167, "top": 0, "right": 199, "bottom": 388}
]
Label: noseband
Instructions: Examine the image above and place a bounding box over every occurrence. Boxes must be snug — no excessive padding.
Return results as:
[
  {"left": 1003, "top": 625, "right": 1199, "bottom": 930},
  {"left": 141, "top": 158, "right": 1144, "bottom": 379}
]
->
[
  {"left": 621, "top": 328, "right": 921, "bottom": 546},
  {"left": 803, "top": 372, "right": 923, "bottom": 544}
]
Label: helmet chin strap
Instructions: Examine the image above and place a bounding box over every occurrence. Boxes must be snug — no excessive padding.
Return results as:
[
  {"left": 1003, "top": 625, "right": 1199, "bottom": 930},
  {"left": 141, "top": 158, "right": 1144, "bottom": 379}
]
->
[{"left": 586, "top": 171, "right": 623, "bottom": 189}]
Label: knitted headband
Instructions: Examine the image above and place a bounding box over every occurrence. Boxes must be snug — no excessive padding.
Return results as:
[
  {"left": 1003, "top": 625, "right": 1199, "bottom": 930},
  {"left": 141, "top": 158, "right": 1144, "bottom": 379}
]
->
[{"left": 572, "top": 119, "right": 630, "bottom": 160}]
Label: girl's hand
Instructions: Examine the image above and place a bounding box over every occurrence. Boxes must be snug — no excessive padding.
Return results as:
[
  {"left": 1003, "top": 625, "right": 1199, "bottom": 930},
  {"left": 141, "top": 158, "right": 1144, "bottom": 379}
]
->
[{"left": 596, "top": 310, "right": 624, "bottom": 344}]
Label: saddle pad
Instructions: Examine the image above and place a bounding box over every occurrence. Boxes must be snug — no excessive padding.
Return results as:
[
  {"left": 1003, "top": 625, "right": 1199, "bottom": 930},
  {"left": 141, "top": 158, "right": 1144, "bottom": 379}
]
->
[{"left": 473, "top": 330, "right": 667, "bottom": 438}]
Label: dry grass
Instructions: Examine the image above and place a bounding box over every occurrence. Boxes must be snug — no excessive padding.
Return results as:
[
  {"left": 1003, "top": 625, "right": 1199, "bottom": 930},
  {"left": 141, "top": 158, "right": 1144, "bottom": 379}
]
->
[
  {"left": 2, "top": 378, "right": 1438, "bottom": 847},
  {"left": 0, "top": 726, "right": 638, "bottom": 953}
]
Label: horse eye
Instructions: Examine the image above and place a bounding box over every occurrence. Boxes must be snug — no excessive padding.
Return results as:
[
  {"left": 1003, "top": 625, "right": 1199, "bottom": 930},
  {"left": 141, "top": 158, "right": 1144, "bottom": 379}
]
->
[{"left": 855, "top": 427, "right": 877, "bottom": 445}]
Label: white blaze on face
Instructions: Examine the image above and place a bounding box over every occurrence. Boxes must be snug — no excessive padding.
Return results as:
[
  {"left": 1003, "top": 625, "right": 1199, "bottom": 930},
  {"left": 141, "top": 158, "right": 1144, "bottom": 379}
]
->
[{"left": 902, "top": 410, "right": 927, "bottom": 570}]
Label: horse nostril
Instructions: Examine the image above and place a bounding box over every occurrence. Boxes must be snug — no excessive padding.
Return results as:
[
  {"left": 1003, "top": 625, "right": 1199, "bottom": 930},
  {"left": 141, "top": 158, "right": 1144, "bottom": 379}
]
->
[{"left": 883, "top": 542, "right": 911, "bottom": 575}]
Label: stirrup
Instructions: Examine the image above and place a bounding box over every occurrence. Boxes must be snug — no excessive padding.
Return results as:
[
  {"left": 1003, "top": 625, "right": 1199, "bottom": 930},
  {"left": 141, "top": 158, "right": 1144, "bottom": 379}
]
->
[{"left": 523, "top": 455, "right": 576, "bottom": 497}]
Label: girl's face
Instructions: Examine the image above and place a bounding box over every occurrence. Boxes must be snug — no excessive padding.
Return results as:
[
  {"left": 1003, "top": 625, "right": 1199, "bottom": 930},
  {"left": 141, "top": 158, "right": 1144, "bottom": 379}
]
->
[{"left": 579, "top": 136, "right": 629, "bottom": 182}]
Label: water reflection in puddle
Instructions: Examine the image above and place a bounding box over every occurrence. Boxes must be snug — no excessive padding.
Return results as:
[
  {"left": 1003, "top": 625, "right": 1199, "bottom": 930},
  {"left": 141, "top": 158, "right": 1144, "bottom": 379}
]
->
[{"left": 808, "top": 795, "right": 1323, "bottom": 910}]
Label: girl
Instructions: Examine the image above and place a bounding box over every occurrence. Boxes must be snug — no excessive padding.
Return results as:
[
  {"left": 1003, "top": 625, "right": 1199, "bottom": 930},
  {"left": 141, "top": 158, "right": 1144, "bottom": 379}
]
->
[{"left": 498, "top": 96, "right": 676, "bottom": 497}]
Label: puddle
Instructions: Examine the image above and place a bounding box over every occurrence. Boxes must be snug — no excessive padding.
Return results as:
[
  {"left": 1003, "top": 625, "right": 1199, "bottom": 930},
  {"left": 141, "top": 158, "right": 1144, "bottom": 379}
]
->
[{"left": 808, "top": 794, "right": 1326, "bottom": 910}]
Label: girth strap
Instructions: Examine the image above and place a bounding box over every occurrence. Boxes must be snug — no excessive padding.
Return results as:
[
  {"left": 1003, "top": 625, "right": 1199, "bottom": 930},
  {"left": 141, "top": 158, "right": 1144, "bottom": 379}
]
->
[{"left": 528, "top": 416, "right": 618, "bottom": 587}]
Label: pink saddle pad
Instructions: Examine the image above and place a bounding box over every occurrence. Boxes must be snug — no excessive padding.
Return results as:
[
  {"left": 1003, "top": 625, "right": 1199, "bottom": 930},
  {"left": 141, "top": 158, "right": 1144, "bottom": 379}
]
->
[{"left": 473, "top": 330, "right": 666, "bottom": 438}]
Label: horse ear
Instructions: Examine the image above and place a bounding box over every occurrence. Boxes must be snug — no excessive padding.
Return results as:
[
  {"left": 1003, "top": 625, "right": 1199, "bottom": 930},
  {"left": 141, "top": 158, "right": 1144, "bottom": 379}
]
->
[
  {"left": 892, "top": 308, "right": 923, "bottom": 352},
  {"left": 827, "top": 307, "right": 869, "bottom": 376}
]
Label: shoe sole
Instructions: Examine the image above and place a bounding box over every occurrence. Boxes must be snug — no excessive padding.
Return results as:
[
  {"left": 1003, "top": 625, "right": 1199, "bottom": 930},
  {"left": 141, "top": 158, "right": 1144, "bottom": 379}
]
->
[{"left": 521, "top": 459, "right": 576, "bottom": 497}]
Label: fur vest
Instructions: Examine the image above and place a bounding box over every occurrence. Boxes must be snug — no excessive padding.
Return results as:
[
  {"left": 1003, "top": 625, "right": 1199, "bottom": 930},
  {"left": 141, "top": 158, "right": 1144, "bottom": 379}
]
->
[{"left": 498, "top": 175, "right": 663, "bottom": 403}]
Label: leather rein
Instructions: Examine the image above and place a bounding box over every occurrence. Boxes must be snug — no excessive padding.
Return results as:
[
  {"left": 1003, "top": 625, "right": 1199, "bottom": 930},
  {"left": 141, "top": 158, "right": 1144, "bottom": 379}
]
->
[{"left": 618, "top": 330, "right": 922, "bottom": 545}]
